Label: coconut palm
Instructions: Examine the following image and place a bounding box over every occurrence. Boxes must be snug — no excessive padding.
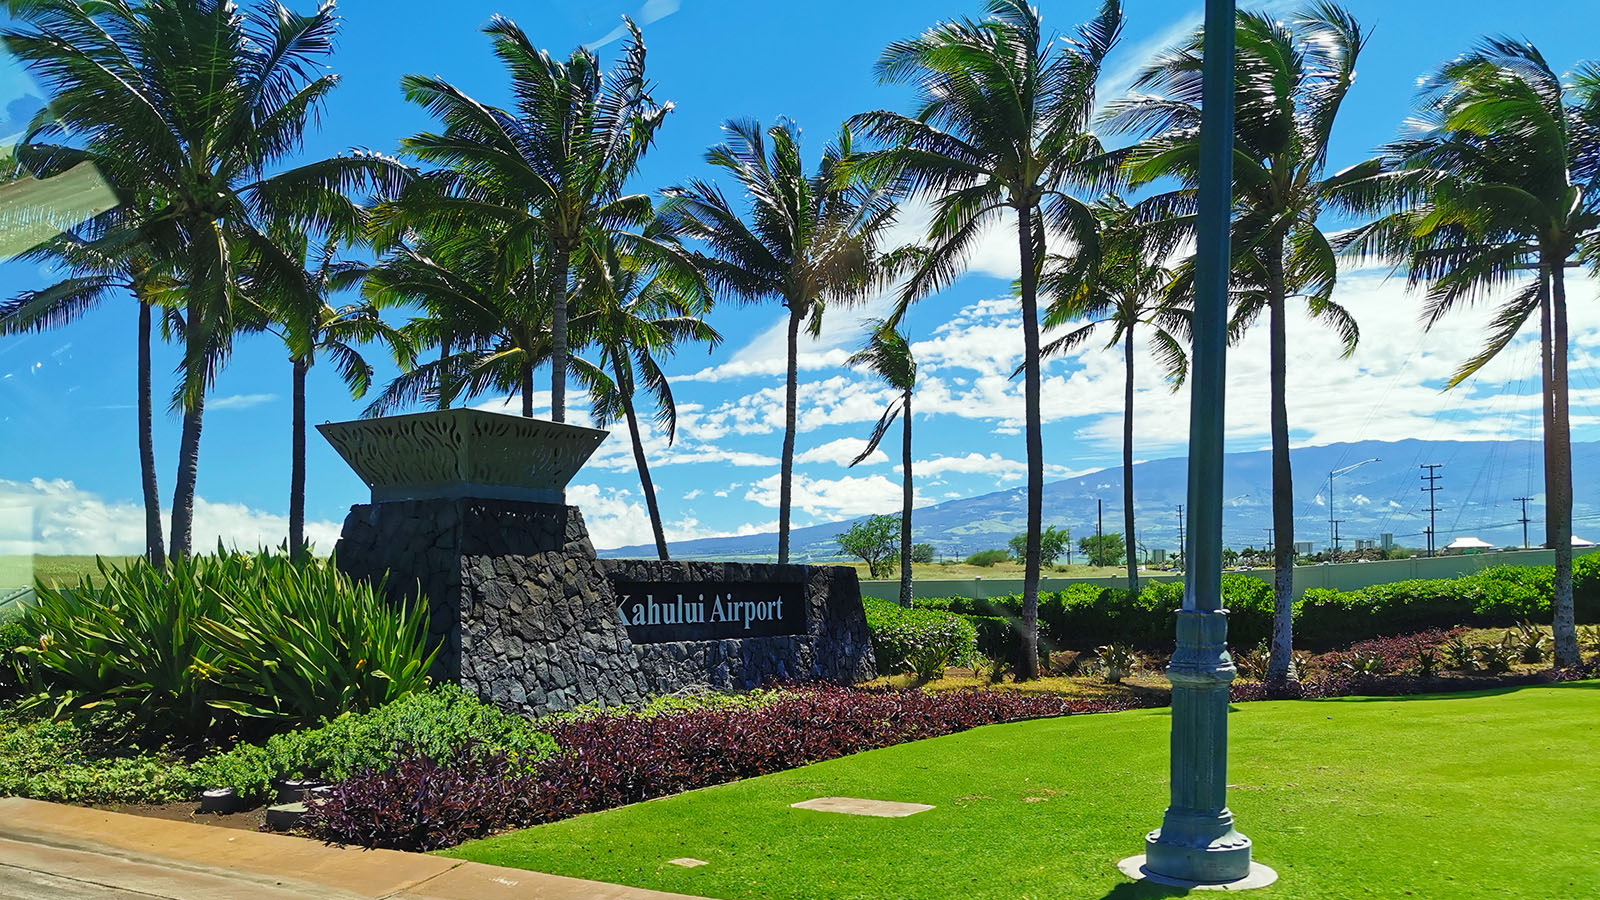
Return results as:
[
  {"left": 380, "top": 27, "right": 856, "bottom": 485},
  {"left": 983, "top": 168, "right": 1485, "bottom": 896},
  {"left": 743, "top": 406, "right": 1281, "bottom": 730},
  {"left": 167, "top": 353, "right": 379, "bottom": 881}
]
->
[
  {"left": 361, "top": 227, "right": 551, "bottom": 417},
  {"left": 847, "top": 320, "right": 917, "bottom": 607},
  {"left": 1, "top": 229, "right": 178, "bottom": 567},
  {"left": 252, "top": 231, "right": 409, "bottom": 559},
  {"left": 1340, "top": 41, "right": 1600, "bottom": 667},
  {"left": 570, "top": 227, "right": 720, "bottom": 560},
  {"left": 3, "top": 0, "right": 406, "bottom": 558},
  {"left": 390, "top": 15, "right": 668, "bottom": 425},
  {"left": 1038, "top": 196, "right": 1189, "bottom": 594},
  {"left": 1105, "top": 2, "right": 1373, "bottom": 682},
  {"left": 847, "top": 0, "right": 1124, "bottom": 678},
  {"left": 660, "top": 120, "right": 898, "bottom": 564}
]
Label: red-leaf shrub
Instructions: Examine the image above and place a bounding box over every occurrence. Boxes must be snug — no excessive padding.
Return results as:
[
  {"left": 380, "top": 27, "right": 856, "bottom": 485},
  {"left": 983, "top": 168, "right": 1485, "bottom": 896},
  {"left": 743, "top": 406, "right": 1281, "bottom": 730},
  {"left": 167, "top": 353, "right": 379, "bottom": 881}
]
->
[
  {"left": 1312, "top": 628, "right": 1462, "bottom": 675},
  {"left": 307, "top": 686, "right": 1149, "bottom": 850},
  {"left": 303, "top": 749, "right": 540, "bottom": 851}
]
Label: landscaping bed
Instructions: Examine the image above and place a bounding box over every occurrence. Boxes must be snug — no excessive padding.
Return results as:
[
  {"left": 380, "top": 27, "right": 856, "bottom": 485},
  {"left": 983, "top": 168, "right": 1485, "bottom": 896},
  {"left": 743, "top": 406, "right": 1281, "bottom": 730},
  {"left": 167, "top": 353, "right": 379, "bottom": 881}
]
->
[{"left": 441, "top": 683, "right": 1600, "bottom": 900}]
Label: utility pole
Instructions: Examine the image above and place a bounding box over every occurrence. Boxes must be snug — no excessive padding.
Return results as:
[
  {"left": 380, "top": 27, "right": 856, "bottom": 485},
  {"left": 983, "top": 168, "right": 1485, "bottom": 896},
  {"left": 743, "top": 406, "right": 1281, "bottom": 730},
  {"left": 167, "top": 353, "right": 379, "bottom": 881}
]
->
[
  {"left": 1096, "top": 498, "right": 1104, "bottom": 567},
  {"left": 1263, "top": 528, "right": 1274, "bottom": 554},
  {"left": 1514, "top": 496, "right": 1532, "bottom": 549},
  {"left": 1421, "top": 464, "right": 1442, "bottom": 557},
  {"left": 1176, "top": 504, "right": 1185, "bottom": 563}
]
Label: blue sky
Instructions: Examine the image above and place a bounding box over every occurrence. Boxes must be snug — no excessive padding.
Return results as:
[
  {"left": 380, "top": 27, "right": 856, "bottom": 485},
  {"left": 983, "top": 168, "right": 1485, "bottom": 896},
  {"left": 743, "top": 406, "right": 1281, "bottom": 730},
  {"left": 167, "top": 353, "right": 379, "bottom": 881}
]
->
[{"left": 3, "top": 0, "right": 1600, "bottom": 555}]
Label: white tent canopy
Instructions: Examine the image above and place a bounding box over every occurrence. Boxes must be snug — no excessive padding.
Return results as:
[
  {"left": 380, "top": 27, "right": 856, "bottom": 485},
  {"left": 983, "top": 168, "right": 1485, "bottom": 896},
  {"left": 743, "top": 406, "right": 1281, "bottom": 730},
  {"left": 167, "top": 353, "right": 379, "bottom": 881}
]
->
[
  {"left": 1573, "top": 536, "right": 1596, "bottom": 548},
  {"left": 1445, "top": 536, "right": 1495, "bottom": 551}
]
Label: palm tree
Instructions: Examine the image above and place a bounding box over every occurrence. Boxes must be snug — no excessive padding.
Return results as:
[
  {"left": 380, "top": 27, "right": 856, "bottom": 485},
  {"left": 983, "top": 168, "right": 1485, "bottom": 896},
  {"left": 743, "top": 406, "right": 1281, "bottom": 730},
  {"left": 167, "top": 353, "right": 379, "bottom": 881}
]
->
[
  {"left": 252, "top": 231, "right": 408, "bottom": 559},
  {"left": 660, "top": 120, "right": 898, "bottom": 564},
  {"left": 1, "top": 229, "right": 177, "bottom": 567},
  {"left": 1340, "top": 41, "right": 1600, "bottom": 667},
  {"left": 847, "top": 0, "right": 1124, "bottom": 678},
  {"left": 847, "top": 320, "right": 917, "bottom": 607},
  {"left": 390, "top": 15, "right": 668, "bottom": 425},
  {"left": 1037, "top": 197, "right": 1189, "bottom": 595},
  {"left": 1105, "top": 3, "right": 1373, "bottom": 683},
  {"left": 4, "top": 0, "right": 405, "bottom": 558},
  {"left": 570, "top": 226, "right": 720, "bottom": 560},
  {"left": 361, "top": 228, "right": 551, "bottom": 417}
]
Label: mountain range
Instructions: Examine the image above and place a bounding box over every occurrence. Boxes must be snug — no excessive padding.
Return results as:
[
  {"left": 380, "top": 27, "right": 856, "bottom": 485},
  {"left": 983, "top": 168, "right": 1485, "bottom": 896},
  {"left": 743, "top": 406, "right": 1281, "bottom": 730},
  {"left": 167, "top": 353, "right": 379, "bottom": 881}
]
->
[{"left": 599, "top": 439, "right": 1600, "bottom": 562}]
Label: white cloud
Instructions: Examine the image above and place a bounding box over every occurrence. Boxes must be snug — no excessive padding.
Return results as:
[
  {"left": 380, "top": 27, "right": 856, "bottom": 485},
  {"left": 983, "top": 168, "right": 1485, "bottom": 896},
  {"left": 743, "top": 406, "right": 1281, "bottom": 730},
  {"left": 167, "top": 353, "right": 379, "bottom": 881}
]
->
[
  {"left": 743, "top": 472, "right": 912, "bottom": 518},
  {"left": 796, "top": 437, "right": 885, "bottom": 467},
  {"left": 0, "top": 477, "right": 339, "bottom": 557},
  {"left": 682, "top": 488, "right": 702, "bottom": 500},
  {"left": 586, "top": 0, "right": 680, "bottom": 49},
  {"left": 209, "top": 393, "right": 277, "bottom": 411}
]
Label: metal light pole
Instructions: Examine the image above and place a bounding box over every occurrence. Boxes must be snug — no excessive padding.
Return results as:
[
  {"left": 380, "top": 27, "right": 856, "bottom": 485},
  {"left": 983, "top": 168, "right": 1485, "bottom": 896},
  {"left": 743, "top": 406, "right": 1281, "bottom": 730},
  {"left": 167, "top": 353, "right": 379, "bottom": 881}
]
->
[
  {"left": 1328, "top": 458, "right": 1379, "bottom": 561},
  {"left": 1123, "top": 0, "right": 1272, "bottom": 889}
]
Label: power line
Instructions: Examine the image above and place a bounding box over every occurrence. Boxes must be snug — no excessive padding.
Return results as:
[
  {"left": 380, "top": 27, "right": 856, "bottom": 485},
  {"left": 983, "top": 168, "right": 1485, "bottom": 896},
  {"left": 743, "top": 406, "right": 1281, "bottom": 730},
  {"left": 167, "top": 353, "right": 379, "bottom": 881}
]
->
[{"left": 1421, "top": 464, "right": 1443, "bottom": 556}]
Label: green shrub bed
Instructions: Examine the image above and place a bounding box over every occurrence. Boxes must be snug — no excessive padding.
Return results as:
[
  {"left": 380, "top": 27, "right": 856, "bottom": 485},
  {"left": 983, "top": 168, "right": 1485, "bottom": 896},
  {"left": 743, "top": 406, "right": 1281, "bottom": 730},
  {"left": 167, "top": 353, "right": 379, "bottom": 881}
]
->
[
  {"left": 905, "top": 559, "right": 1600, "bottom": 653},
  {"left": 10, "top": 550, "right": 435, "bottom": 743},
  {"left": 863, "top": 598, "right": 978, "bottom": 677},
  {"left": 195, "top": 686, "right": 558, "bottom": 804},
  {"left": 1296, "top": 557, "right": 1600, "bottom": 647}
]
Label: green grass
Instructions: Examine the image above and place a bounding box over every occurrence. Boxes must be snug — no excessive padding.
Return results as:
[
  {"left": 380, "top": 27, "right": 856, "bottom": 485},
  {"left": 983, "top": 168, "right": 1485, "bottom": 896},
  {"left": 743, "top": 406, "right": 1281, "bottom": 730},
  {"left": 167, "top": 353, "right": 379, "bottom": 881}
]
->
[
  {"left": 0, "top": 555, "right": 141, "bottom": 589},
  {"left": 444, "top": 683, "right": 1599, "bottom": 899}
]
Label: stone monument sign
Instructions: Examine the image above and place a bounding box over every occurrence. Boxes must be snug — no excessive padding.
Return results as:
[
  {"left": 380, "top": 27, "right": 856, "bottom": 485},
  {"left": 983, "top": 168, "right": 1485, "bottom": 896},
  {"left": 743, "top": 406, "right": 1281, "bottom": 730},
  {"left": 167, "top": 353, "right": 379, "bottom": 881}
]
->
[{"left": 319, "top": 408, "right": 874, "bottom": 714}]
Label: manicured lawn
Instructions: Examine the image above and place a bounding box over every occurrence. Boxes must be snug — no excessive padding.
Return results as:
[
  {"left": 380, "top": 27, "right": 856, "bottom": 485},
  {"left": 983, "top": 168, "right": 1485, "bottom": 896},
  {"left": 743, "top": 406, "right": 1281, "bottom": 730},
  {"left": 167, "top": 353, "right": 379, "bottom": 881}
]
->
[
  {"left": 445, "top": 683, "right": 1599, "bottom": 900},
  {"left": 0, "top": 555, "right": 140, "bottom": 589}
]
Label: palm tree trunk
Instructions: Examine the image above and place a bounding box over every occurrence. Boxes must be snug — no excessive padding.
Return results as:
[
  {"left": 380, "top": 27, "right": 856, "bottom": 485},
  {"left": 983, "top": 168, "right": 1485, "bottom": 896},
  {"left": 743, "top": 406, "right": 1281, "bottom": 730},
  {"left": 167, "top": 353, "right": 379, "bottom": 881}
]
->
[
  {"left": 136, "top": 298, "right": 165, "bottom": 569},
  {"left": 289, "top": 356, "right": 308, "bottom": 561},
  {"left": 1266, "top": 245, "right": 1297, "bottom": 684},
  {"left": 621, "top": 387, "right": 670, "bottom": 561},
  {"left": 899, "top": 389, "right": 914, "bottom": 608},
  {"left": 778, "top": 304, "right": 802, "bottom": 564},
  {"left": 521, "top": 358, "right": 534, "bottom": 418},
  {"left": 1548, "top": 259, "right": 1578, "bottom": 666},
  {"left": 550, "top": 248, "right": 571, "bottom": 423},
  {"left": 170, "top": 391, "right": 205, "bottom": 560},
  {"left": 1123, "top": 325, "right": 1138, "bottom": 595},
  {"left": 437, "top": 335, "right": 453, "bottom": 409},
  {"left": 1016, "top": 203, "right": 1044, "bottom": 681}
]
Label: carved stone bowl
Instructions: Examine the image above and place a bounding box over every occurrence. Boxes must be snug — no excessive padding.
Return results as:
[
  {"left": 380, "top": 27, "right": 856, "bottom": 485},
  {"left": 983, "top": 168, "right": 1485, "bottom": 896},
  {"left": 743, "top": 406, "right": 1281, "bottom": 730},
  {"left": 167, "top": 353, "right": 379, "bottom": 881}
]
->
[{"left": 317, "top": 409, "right": 608, "bottom": 504}]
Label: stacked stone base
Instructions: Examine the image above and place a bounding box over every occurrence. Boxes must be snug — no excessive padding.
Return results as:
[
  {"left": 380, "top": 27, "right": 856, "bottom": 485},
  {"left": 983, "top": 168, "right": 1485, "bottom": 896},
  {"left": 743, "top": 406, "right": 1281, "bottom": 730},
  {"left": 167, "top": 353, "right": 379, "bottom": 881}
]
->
[{"left": 334, "top": 499, "right": 874, "bottom": 714}]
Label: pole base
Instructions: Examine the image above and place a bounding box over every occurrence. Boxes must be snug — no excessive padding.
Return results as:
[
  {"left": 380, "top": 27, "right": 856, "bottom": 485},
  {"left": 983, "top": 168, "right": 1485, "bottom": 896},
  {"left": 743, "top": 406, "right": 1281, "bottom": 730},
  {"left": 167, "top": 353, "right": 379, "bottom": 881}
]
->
[
  {"left": 1144, "top": 822, "right": 1253, "bottom": 884},
  {"left": 1118, "top": 854, "right": 1278, "bottom": 891}
]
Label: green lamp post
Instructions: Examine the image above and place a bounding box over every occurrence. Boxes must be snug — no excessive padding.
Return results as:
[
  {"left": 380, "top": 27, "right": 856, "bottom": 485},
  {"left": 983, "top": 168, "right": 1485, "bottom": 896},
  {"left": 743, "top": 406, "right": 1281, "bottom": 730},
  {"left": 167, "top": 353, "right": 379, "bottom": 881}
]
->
[{"left": 1121, "top": 0, "right": 1275, "bottom": 889}]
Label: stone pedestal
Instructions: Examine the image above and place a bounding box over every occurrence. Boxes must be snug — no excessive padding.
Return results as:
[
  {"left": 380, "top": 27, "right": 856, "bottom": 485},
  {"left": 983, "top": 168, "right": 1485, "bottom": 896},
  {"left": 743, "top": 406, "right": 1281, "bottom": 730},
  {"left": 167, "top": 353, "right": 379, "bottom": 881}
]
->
[{"left": 335, "top": 498, "right": 649, "bottom": 712}]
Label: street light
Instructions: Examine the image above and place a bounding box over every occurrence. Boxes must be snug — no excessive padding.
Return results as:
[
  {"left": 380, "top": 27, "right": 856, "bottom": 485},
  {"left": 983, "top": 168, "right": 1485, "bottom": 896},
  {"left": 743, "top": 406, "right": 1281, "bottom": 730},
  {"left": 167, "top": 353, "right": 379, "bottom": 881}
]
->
[
  {"left": 1328, "top": 458, "right": 1379, "bottom": 562},
  {"left": 1120, "top": 0, "right": 1274, "bottom": 890}
]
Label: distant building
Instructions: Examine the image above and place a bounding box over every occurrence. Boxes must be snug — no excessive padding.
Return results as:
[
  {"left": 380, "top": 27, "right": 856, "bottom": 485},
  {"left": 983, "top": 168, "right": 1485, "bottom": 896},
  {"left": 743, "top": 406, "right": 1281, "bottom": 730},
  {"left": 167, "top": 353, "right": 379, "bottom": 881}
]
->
[
  {"left": 1380, "top": 532, "right": 1395, "bottom": 551},
  {"left": 1444, "top": 536, "right": 1495, "bottom": 555}
]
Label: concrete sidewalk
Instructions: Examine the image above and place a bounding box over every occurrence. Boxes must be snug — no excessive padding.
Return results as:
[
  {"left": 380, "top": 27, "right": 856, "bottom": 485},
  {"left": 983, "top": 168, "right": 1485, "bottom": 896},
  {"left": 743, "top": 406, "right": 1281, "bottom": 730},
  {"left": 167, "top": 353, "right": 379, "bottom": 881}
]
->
[{"left": 0, "top": 798, "right": 707, "bottom": 900}]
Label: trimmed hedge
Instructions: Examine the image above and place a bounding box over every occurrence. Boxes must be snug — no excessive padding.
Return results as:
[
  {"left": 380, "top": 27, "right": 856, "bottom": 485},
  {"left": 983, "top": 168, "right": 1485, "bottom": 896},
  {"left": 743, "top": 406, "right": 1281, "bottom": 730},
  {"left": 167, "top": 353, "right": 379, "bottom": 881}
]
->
[
  {"left": 862, "top": 598, "right": 978, "bottom": 675},
  {"left": 1296, "top": 556, "right": 1600, "bottom": 648},
  {"left": 913, "top": 575, "right": 1273, "bottom": 653},
  {"left": 906, "top": 557, "right": 1600, "bottom": 652}
]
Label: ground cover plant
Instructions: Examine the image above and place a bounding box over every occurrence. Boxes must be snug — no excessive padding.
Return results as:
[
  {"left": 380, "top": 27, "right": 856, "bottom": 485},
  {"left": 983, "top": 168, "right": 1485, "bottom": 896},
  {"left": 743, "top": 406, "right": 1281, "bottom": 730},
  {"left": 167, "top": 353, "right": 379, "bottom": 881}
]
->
[
  {"left": 443, "top": 684, "right": 1600, "bottom": 900},
  {"left": 304, "top": 685, "right": 1132, "bottom": 850},
  {"left": 194, "top": 686, "right": 557, "bottom": 804}
]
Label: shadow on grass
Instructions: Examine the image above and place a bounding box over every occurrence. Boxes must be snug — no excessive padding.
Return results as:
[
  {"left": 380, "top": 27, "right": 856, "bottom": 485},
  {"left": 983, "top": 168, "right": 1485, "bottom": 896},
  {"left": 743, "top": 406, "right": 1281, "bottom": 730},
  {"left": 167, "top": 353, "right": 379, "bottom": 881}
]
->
[
  {"left": 1095, "top": 881, "right": 1191, "bottom": 899},
  {"left": 1308, "top": 678, "right": 1598, "bottom": 704}
]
